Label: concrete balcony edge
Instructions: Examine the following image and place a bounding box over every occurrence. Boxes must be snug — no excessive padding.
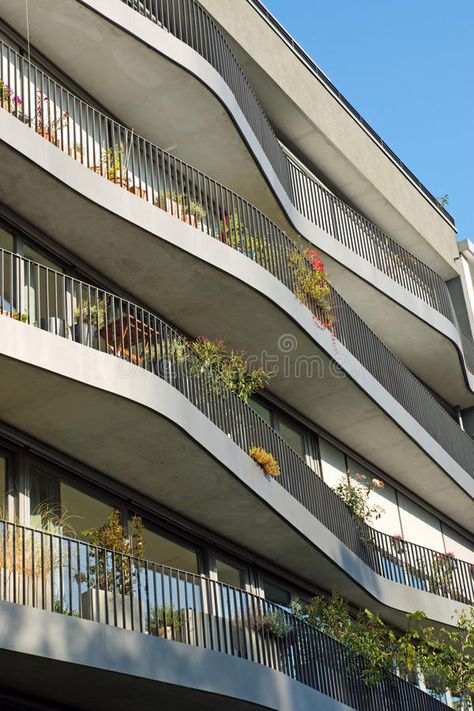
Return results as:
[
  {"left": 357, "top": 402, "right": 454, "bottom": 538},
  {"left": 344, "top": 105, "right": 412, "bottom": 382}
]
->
[
  {"left": 67, "top": 0, "right": 474, "bottom": 402},
  {"left": 0, "top": 316, "right": 470, "bottom": 627},
  {"left": 0, "top": 601, "right": 353, "bottom": 711}
]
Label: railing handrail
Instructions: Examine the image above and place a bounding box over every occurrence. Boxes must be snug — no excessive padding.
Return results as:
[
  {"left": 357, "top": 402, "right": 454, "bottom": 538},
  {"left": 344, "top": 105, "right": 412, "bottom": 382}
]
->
[
  {"left": 0, "top": 518, "right": 454, "bottom": 711},
  {"left": 246, "top": 0, "right": 455, "bottom": 225},
  {"left": 1, "top": 247, "right": 473, "bottom": 609},
  {"left": 1, "top": 38, "right": 474, "bottom": 479},
  {"left": 120, "top": 0, "right": 460, "bottom": 327}
]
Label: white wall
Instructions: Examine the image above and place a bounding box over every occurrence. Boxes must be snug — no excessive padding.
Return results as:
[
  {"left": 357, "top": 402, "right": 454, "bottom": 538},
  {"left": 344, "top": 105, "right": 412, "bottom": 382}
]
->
[{"left": 319, "top": 438, "right": 346, "bottom": 489}]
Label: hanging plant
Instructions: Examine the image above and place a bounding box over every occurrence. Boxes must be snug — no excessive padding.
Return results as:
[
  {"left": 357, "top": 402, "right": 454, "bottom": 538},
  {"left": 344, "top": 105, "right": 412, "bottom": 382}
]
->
[
  {"left": 249, "top": 447, "right": 280, "bottom": 477},
  {"left": 220, "top": 212, "right": 265, "bottom": 263},
  {"left": 187, "top": 337, "right": 271, "bottom": 402},
  {"left": 288, "top": 248, "right": 331, "bottom": 314}
]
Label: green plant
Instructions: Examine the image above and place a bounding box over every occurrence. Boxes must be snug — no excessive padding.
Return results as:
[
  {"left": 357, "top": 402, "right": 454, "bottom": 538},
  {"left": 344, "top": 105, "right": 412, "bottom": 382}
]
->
[
  {"left": 156, "top": 191, "right": 206, "bottom": 221},
  {"left": 220, "top": 212, "right": 265, "bottom": 261},
  {"left": 255, "top": 609, "right": 293, "bottom": 638},
  {"left": 0, "top": 81, "right": 22, "bottom": 111},
  {"left": 437, "top": 194, "right": 449, "bottom": 208},
  {"left": 80, "top": 510, "right": 144, "bottom": 596},
  {"left": 53, "top": 597, "right": 80, "bottom": 618},
  {"left": 288, "top": 248, "right": 331, "bottom": 313},
  {"left": 334, "top": 474, "right": 385, "bottom": 525},
  {"left": 249, "top": 447, "right": 280, "bottom": 477},
  {"left": 12, "top": 311, "right": 28, "bottom": 323},
  {"left": 73, "top": 299, "right": 107, "bottom": 329},
  {"left": 293, "top": 591, "right": 474, "bottom": 703},
  {"left": 147, "top": 605, "right": 184, "bottom": 636},
  {"left": 188, "top": 337, "right": 271, "bottom": 402},
  {"left": 101, "top": 144, "right": 126, "bottom": 180},
  {"left": 417, "top": 551, "right": 458, "bottom": 596}
]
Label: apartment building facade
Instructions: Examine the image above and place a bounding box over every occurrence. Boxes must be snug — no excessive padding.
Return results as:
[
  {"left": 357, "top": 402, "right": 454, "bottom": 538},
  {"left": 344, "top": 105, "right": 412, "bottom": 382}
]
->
[{"left": 0, "top": 0, "right": 472, "bottom": 709}]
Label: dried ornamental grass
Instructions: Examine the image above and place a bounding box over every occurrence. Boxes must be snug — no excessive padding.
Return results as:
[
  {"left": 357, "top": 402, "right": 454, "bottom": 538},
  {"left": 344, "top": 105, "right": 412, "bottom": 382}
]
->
[{"left": 249, "top": 447, "right": 280, "bottom": 477}]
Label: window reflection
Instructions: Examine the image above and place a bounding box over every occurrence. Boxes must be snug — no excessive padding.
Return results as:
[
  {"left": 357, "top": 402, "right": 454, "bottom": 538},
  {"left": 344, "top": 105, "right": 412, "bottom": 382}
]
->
[{"left": 141, "top": 526, "right": 200, "bottom": 574}]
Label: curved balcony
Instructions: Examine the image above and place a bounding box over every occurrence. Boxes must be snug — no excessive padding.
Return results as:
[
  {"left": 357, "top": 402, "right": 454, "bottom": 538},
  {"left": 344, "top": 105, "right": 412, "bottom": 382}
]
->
[
  {"left": 7, "top": 0, "right": 469, "bottom": 407},
  {"left": 1, "top": 52, "right": 474, "bottom": 474},
  {"left": 1, "top": 249, "right": 473, "bottom": 614},
  {"left": 0, "top": 520, "right": 452, "bottom": 711},
  {"left": 0, "top": 64, "right": 474, "bottom": 531}
]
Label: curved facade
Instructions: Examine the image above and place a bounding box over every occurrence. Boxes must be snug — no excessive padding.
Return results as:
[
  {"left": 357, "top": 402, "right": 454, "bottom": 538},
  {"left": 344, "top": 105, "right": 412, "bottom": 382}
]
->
[
  {"left": 1, "top": 0, "right": 471, "bottom": 410},
  {"left": 0, "top": 2, "right": 472, "bottom": 710}
]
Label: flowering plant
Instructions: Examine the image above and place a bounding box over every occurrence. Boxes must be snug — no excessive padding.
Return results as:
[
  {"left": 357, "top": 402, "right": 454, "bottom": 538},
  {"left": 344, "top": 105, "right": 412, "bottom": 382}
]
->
[
  {"left": 288, "top": 248, "right": 331, "bottom": 313},
  {"left": 391, "top": 533, "right": 406, "bottom": 554},
  {"left": 335, "top": 474, "right": 385, "bottom": 525},
  {"left": 35, "top": 92, "right": 69, "bottom": 136},
  {"left": 0, "top": 81, "right": 22, "bottom": 112},
  {"left": 249, "top": 447, "right": 280, "bottom": 477}
]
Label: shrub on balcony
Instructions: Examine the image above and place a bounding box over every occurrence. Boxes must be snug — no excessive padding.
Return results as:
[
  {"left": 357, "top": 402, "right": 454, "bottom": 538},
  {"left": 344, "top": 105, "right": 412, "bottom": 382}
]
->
[
  {"left": 248, "top": 447, "right": 280, "bottom": 477},
  {"left": 288, "top": 248, "right": 331, "bottom": 314},
  {"left": 254, "top": 609, "right": 293, "bottom": 639},
  {"left": 0, "top": 80, "right": 22, "bottom": 113},
  {"left": 334, "top": 474, "right": 385, "bottom": 525},
  {"left": 73, "top": 299, "right": 107, "bottom": 329},
  {"left": 155, "top": 191, "right": 206, "bottom": 223},
  {"left": 98, "top": 144, "right": 128, "bottom": 187},
  {"left": 147, "top": 605, "right": 184, "bottom": 638},
  {"left": 220, "top": 212, "right": 265, "bottom": 262},
  {"left": 187, "top": 337, "right": 271, "bottom": 403},
  {"left": 34, "top": 92, "right": 69, "bottom": 144},
  {"left": 293, "top": 590, "right": 474, "bottom": 703},
  {"left": 80, "top": 509, "right": 144, "bottom": 596}
]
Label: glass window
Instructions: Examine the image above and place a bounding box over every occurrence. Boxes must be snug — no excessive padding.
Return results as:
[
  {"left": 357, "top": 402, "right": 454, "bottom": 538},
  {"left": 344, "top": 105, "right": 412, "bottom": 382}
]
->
[
  {"left": 248, "top": 397, "right": 272, "bottom": 425},
  {"left": 277, "top": 414, "right": 305, "bottom": 458},
  {"left": 23, "top": 243, "right": 63, "bottom": 272},
  {"left": 0, "top": 226, "right": 14, "bottom": 252},
  {"left": 29, "top": 467, "right": 113, "bottom": 537},
  {"left": 141, "top": 526, "right": 200, "bottom": 574},
  {"left": 0, "top": 456, "right": 6, "bottom": 517},
  {"left": 216, "top": 558, "right": 246, "bottom": 588},
  {"left": 262, "top": 578, "right": 292, "bottom": 609}
]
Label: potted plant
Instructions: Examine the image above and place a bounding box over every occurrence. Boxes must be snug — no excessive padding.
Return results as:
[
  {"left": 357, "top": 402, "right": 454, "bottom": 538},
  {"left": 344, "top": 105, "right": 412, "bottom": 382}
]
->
[
  {"left": 12, "top": 311, "right": 28, "bottom": 323},
  {"left": 391, "top": 534, "right": 406, "bottom": 555},
  {"left": 288, "top": 248, "right": 332, "bottom": 314},
  {"left": 147, "top": 605, "right": 185, "bottom": 641},
  {"left": 155, "top": 191, "right": 206, "bottom": 227},
  {"left": 129, "top": 180, "right": 149, "bottom": 200},
  {"left": 220, "top": 212, "right": 264, "bottom": 263},
  {"left": 248, "top": 447, "right": 280, "bottom": 478},
  {"left": 92, "top": 145, "right": 129, "bottom": 188},
  {"left": 73, "top": 299, "right": 106, "bottom": 346},
  {"left": 255, "top": 609, "right": 294, "bottom": 641},
  {"left": 78, "top": 510, "right": 145, "bottom": 631},
  {"left": 35, "top": 92, "right": 69, "bottom": 145},
  {"left": 0, "top": 80, "right": 23, "bottom": 115}
]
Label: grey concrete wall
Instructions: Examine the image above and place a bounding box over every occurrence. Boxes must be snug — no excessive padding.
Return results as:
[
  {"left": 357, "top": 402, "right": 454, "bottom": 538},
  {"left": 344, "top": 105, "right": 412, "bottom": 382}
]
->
[
  {"left": 0, "top": 1, "right": 472, "bottom": 408},
  {"left": 0, "top": 316, "right": 470, "bottom": 628},
  {"left": 0, "top": 109, "right": 473, "bottom": 532},
  {"left": 198, "top": 0, "right": 458, "bottom": 276},
  {"left": 0, "top": 601, "right": 354, "bottom": 711}
]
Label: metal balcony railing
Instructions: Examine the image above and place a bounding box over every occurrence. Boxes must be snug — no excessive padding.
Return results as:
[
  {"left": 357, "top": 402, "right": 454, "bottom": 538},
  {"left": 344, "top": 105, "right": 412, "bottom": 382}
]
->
[
  {"left": 121, "top": 0, "right": 469, "bottom": 350},
  {"left": 247, "top": 0, "right": 455, "bottom": 226},
  {"left": 1, "top": 42, "right": 474, "bottom": 477},
  {"left": 0, "top": 519, "right": 453, "bottom": 711},
  {"left": 1, "top": 249, "right": 473, "bottom": 609}
]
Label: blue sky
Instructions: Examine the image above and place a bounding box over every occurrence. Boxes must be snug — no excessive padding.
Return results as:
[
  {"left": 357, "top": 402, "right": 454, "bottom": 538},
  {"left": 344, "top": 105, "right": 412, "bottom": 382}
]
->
[{"left": 263, "top": 0, "right": 474, "bottom": 240}]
